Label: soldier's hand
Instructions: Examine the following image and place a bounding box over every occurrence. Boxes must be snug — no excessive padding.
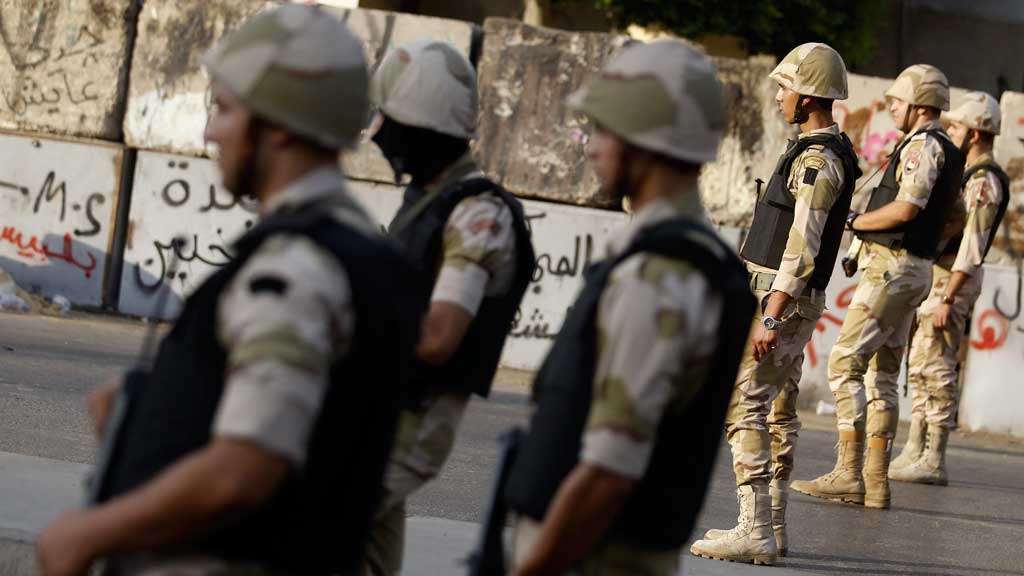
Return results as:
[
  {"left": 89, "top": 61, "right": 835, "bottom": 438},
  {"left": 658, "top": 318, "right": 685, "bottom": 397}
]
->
[
  {"left": 933, "top": 304, "right": 952, "bottom": 331},
  {"left": 752, "top": 324, "right": 779, "bottom": 362},
  {"left": 87, "top": 380, "right": 121, "bottom": 440},
  {"left": 37, "top": 509, "right": 94, "bottom": 576}
]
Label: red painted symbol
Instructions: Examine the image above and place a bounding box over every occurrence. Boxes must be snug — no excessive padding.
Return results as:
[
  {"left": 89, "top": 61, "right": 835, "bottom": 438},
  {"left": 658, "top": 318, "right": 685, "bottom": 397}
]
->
[{"left": 971, "top": 309, "right": 1010, "bottom": 351}]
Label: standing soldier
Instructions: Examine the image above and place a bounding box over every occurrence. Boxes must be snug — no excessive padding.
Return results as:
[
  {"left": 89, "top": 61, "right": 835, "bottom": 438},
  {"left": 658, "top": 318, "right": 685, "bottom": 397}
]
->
[
  {"left": 890, "top": 92, "right": 1009, "bottom": 485},
  {"left": 792, "top": 64, "right": 965, "bottom": 509},
  {"left": 362, "top": 40, "right": 536, "bottom": 576},
  {"left": 37, "top": 5, "right": 419, "bottom": 576},
  {"left": 502, "top": 40, "right": 755, "bottom": 576},
  {"left": 690, "top": 42, "right": 860, "bottom": 565}
]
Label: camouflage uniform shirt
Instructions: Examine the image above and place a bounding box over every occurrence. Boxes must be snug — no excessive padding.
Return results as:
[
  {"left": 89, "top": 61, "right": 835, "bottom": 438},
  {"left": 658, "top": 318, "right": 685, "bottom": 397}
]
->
[
  {"left": 951, "top": 151, "right": 1004, "bottom": 275},
  {"left": 214, "top": 166, "right": 378, "bottom": 465},
  {"left": 582, "top": 187, "right": 723, "bottom": 479},
  {"left": 748, "top": 123, "right": 847, "bottom": 298},
  {"left": 893, "top": 119, "right": 947, "bottom": 211}
]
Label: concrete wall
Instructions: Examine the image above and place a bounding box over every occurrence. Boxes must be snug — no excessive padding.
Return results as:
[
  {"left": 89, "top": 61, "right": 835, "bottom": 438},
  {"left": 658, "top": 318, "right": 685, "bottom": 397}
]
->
[
  {"left": 0, "top": 131, "right": 123, "bottom": 307},
  {"left": 0, "top": 0, "right": 136, "bottom": 140}
]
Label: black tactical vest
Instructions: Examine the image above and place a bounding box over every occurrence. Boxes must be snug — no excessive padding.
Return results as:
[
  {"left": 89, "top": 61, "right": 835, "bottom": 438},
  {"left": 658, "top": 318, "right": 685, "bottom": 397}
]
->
[
  {"left": 941, "top": 161, "right": 1012, "bottom": 261},
  {"left": 740, "top": 132, "right": 862, "bottom": 291},
  {"left": 98, "top": 201, "right": 420, "bottom": 574},
  {"left": 389, "top": 177, "right": 535, "bottom": 400},
  {"left": 504, "top": 217, "right": 755, "bottom": 551},
  {"left": 856, "top": 128, "right": 966, "bottom": 259}
]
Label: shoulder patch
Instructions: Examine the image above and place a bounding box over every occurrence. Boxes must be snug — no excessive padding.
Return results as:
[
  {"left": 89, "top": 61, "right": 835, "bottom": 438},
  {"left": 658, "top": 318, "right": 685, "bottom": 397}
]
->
[
  {"left": 249, "top": 275, "right": 289, "bottom": 296},
  {"left": 803, "top": 168, "right": 819, "bottom": 185},
  {"left": 802, "top": 156, "right": 826, "bottom": 171}
]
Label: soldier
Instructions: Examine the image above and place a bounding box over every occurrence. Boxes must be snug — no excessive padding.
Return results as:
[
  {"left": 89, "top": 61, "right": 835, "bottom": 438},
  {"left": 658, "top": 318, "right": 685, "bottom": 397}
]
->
[
  {"left": 792, "top": 64, "right": 965, "bottom": 509},
  {"left": 362, "top": 40, "right": 536, "bottom": 576},
  {"left": 502, "top": 40, "right": 755, "bottom": 576},
  {"left": 36, "top": 6, "right": 418, "bottom": 575},
  {"left": 690, "top": 43, "right": 861, "bottom": 565},
  {"left": 890, "top": 92, "right": 1009, "bottom": 485}
]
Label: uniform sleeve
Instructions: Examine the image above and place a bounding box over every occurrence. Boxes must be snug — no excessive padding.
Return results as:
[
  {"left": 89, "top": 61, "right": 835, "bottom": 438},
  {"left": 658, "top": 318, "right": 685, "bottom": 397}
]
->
[
  {"left": 213, "top": 234, "right": 354, "bottom": 466},
  {"left": 431, "top": 194, "right": 515, "bottom": 316},
  {"left": 771, "top": 148, "right": 844, "bottom": 297},
  {"left": 953, "top": 171, "right": 1004, "bottom": 275},
  {"left": 895, "top": 135, "right": 945, "bottom": 209},
  {"left": 580, "top": 255, "right": 722, "bottom": 479}
]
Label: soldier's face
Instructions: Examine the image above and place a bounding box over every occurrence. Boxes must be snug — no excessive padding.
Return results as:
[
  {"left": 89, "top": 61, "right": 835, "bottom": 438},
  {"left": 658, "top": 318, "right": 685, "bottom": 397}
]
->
[
  {"left": 205, "top": 83, "right": 256, "bottom": 195},
  {"left": 947, "top": 121, "right": 970, "bottom": 149},
  {"left": 889, "top": 97, "right": 912, "bottom": 131},
  {"left": 587, "top": 125, "right": 627, "bottom": 192},
  {"left": 775, "top": 85, "right": 804, "bottom": 124}
]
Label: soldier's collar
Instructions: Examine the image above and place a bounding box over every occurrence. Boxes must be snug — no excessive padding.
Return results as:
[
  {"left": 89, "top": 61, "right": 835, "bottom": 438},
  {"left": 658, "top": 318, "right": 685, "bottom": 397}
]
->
[{"left": 263, "top": 166, "right": 347, "bottom": 215}]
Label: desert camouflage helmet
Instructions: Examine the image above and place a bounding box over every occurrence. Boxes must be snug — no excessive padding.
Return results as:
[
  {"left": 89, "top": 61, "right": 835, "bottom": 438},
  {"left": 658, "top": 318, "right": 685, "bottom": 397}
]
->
[
  {"left": 202, "top": 4, "right": 369, "bottom": 151},
  {"left": 568, "top": 40, "right": 725, "bottom": 164},
  {"left": 371, "top": 40, "right": 477, "bottom": 139},
  {"left": 769, "top": 42, "right": 848, "bottom": 100},
  {"left": 944, "top": 91, "right": 1001, "bottom": 135},
  {"left": 885, "top": 64, "right": 950, "bottom": 111}
]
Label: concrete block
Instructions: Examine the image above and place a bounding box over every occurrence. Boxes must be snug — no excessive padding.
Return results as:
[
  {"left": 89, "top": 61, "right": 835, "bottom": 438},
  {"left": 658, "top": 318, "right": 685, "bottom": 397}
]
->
[
  {"left": 992, "top": 90, "right": 1024, "bottom": 267},
  {"left": 475, "top": 18, "right": 625, "bottom": 209},
  {"left": 0, "top": 0, "right": 135, "bottom": 140},
  {"left": 118, "top": 151, "right": 256, "bottom": 319},
  {"left": 124, "top": 1, "right": 476, "bottom": 186},
  {"left": 0, "top": 131, "right": 124, "bottom": 307}
]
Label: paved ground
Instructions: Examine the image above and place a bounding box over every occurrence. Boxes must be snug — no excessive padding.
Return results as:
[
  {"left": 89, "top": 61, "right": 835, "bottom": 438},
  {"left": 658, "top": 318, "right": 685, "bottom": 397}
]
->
[{"left": 1, "top": 312, "right": 1023, "bottom": 575}]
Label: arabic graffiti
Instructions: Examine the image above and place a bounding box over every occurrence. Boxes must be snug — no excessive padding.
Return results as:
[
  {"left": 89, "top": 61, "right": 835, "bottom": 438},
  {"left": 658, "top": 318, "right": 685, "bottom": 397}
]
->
[
  {"left": 134, "top": 234, "right": 235, "bottom": 293},
  {"left": 0, "top": 226, "right": 97, "bottom": 277},
  {"left": 970, "top": 268, "right": 1024, "bottom": 351}
]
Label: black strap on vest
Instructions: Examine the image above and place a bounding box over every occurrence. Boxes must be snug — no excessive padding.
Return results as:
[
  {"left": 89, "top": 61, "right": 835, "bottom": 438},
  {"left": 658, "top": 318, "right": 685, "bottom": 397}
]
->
[
  {"left": 943, "top": 161, "right": 1012, "bottom": 260},
  {"left": 504, "top": 216, "right": 755, "bottom": 550}
]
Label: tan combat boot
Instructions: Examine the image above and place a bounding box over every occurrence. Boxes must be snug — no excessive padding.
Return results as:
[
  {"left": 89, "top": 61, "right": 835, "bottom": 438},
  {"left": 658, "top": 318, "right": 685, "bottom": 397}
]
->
[
  {"left": 689, "top": 484, "right": 777, "bottom": 565},
  {"left": 888, "top": 415, "right": 926, "bottom": 474},
  {"left": 863, "top": 436, "right": 892, "bottom": 509},
  {"left": 889, "top": 425, "right": 949, "bottom": 486},
  {"left": 770, "top": 481, "right": 789, "bottom": 557},
  {"left": 791, "top": 430, "right": 864, "bottom": 505},
  {"left": 701, "top": 491, "right": 747, "bottom": 540}
]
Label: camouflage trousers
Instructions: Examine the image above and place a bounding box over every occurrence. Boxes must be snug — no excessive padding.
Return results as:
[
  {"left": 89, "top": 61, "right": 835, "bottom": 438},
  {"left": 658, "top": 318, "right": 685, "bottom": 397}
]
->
[
  {"left": 829, "top": 242, "right": 932, "bottom": 438},
  {"left": 907, "top": 265, "right": 983, "bottom": 429},
  {"left": 363, "top": 390, "right": 470, "bottom": 576},
  {"left": 726, "top": 286, "right": 823, "bottom": 486},
  {"left": 512, "top": 516, "right": 679, "bottom": 576}
]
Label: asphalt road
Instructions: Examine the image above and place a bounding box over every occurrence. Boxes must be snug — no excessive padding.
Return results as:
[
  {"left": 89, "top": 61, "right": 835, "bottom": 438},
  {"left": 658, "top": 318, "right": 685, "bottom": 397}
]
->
[{"left": 1, "top": 312, "right": 1023, "bottom": 575}]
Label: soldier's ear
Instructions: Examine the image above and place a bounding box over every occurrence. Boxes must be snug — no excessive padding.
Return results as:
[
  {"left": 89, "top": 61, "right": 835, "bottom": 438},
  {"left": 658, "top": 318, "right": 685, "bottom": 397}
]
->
[{"left": 970, "top": 129, "right": 982, "bottom": 147}]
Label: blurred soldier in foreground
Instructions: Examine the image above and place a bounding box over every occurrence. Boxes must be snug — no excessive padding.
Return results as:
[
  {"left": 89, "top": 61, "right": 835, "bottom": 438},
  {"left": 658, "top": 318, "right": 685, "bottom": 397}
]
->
[
  {"left": 792, "top": 64, "right": 965, "bottom": 510},
  {"left": 890, "top": 92, "right": 1009, "bottom": 485},
  {"left": 690, "top": 42, "right": 860, "bottom": 565},
  {"left": 37, "top": 6, "right": 417, "bottom": 575},
  {"left": 502, "top": 40, "right": 755, "bottom": 576},
  {"left": 362, "top": 40, "right": 535, "bottom": 576}
]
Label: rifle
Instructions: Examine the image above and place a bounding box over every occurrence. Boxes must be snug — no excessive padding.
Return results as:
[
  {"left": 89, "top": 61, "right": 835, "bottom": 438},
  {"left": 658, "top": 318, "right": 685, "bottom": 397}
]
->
[
  {"left": 466, "top": 427, "right": 523, "bottom": 576},
  {"left": 85, "top": 237, "right": 185, "bottom": 505}
]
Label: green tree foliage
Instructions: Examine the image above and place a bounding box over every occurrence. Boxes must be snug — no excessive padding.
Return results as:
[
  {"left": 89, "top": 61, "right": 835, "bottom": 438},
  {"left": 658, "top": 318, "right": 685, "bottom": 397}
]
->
[{"left": 555, "top": 0, "right": 886, "bottom": 69}]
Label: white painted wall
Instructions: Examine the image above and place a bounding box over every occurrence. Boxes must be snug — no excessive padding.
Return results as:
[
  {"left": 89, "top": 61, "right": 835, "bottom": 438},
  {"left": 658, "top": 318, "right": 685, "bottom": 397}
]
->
[
  {"left": 960, "top": 265, "right": 1024, "bottom": 436},
  {"left": 0, "top": 132, "right": 122, "bottom": 306}
]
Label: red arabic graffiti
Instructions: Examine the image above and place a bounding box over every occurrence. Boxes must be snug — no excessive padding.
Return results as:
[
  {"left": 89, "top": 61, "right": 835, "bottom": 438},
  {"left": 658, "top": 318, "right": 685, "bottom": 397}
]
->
[
  {"left": 806, "top": 284, "right": 857, "bottom": 368},
  {"left": 971, "top": 309, "right": 1011, "bottom": 351},
  {"left": 0, "top": 226, "right": 97, "bottom": 278}
]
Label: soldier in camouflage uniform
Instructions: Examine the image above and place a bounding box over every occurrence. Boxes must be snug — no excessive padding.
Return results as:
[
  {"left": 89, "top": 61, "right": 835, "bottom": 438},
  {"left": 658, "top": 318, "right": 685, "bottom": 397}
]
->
[
  {"left": 793, "top": 64, "right": 965, "bottom": 510},
  {"left": 503, "top": 40, "right": 754, "bottom": 576},
  {"left": 362, "top": 41, "right": 535, "bottom": 576},
  {"left": 890, "top": 92, "right": 1008, "bottom": 485},
  {"left": 37, "top": 7, "right": 416, "bottom": 576},
  {"left": 691, "top": 42, "right": 860, "bottom": 565}
]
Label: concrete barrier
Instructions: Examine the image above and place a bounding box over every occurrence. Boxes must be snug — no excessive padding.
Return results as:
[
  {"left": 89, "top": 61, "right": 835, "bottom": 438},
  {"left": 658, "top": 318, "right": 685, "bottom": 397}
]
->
[
  {"left": 0, "top": 131, "right": 124, "bottom": 307},
  {"left": 0, "top": 0, "right": 136, "bottom": 140}
]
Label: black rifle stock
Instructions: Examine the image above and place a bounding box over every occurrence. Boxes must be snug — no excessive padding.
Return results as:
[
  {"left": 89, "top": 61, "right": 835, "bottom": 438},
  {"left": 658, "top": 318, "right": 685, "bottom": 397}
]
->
[
  {"left": 466, "top": 427, "right": 523, "bottom": 576},
  {"left": 85, "top": 236, "right": 186, "bottom": 505}
]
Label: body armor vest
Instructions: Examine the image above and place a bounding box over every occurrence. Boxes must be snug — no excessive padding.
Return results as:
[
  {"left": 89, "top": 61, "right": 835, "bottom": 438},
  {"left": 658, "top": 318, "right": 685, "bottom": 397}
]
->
[
  {"left": 389, "top": 177, "right": 535, "bottom": 400},
  {"left": 856, "top": 128, "right": 966, "bottom": 259},
  {"left": 98, "top": 201, "right": 420, "bottom": 574},
  {"left": 740, "top": 132, "right": 862, "bottom": 291},
  {"left": 504, "top": 217, "right": 755, "bottom": 550},
  {"left": 941, "top": 162, "right": 1011, "bottom": 261}
]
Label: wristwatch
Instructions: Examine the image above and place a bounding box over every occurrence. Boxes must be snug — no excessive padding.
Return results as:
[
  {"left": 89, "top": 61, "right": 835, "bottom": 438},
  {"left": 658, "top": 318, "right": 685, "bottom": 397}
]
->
[
  {"left": 941, "top": 295, "right": 955, "bottom": 305},
  {"left": 762, "top": 316, "right": 781, "bottom": 331},
  {"left": 846, "top": 212, "right": 860, "bottom": 231}
]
